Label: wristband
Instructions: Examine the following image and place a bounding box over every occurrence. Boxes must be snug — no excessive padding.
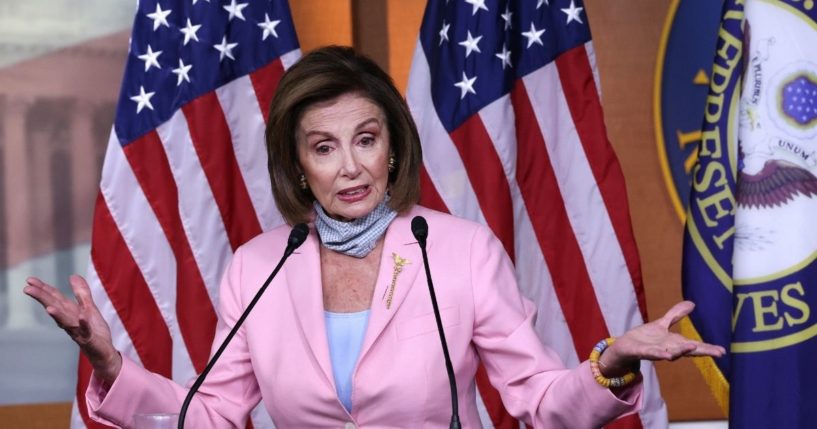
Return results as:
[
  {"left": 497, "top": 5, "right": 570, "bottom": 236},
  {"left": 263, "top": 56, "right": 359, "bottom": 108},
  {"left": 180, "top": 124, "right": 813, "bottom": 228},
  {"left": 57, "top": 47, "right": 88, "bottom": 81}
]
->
[{"left": 588, "top": 337, "right": 638, "bottom": 388}]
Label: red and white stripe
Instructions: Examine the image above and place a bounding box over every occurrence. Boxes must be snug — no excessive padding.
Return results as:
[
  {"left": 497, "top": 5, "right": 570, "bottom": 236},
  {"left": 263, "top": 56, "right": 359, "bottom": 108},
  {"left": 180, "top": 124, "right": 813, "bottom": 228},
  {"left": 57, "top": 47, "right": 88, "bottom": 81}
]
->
[
  {"left": 407, "top": 39, "right": 667, "bottom": 429},
  {"left": 72, "top": 50, "right": 300, "bottom": 429}
]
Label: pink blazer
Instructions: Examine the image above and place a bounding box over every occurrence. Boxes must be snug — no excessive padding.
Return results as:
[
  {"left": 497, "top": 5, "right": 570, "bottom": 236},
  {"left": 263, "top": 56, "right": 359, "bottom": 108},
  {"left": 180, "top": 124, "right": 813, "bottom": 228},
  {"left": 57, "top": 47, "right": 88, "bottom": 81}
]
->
[{"left": 88, "top": 205, "right": 641, "bottom": 428}]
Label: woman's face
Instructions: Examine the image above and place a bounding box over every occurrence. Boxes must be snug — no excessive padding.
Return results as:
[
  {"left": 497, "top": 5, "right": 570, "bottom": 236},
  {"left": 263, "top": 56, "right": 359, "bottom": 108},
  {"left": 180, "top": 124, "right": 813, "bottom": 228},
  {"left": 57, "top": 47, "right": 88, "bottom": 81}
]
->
[{"left": 296, "top": 92, "right": 391, "bottom": 221}]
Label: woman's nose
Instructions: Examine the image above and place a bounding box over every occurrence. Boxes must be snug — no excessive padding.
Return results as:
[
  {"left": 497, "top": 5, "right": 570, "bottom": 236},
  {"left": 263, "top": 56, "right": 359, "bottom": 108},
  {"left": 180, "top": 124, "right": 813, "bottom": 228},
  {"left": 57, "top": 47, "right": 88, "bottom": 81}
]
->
[{"left": 339, "top": 147, "right": 361, "bottom": 177}]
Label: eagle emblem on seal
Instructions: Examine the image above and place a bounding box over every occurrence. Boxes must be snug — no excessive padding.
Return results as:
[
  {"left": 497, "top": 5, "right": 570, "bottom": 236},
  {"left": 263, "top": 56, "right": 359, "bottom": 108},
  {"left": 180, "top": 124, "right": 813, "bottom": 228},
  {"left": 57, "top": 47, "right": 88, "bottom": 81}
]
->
[{"left": 737, "top": 22, "right": 817, "bottom": 209}]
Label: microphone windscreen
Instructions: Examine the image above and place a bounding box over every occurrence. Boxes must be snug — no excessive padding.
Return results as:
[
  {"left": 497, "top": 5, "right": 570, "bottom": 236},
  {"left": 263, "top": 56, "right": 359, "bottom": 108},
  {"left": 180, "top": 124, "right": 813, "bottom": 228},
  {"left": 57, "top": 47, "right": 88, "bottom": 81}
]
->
[
  {"left": 411, "top": 216, "right": 428, "bottom": 241},
  {"left": 288, "top": 223, "right": 309, "bottom": 249}
]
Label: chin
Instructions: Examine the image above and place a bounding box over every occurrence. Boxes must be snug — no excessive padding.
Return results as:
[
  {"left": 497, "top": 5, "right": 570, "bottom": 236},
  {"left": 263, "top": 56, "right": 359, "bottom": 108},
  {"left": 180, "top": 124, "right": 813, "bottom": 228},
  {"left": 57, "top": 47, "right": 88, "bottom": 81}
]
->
[
  {"left": 334, "top": 201, "right": 379, "bottom": 220},
  {"left": 343, "top": 206, "right": 377, "bottom": 220}
]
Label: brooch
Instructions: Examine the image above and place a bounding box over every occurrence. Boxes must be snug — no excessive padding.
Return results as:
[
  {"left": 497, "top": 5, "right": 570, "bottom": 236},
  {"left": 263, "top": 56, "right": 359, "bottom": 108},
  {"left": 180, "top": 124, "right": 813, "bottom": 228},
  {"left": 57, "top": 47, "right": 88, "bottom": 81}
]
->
[{"left": 385, "top": 252, "right": 410, "bottom": 309}]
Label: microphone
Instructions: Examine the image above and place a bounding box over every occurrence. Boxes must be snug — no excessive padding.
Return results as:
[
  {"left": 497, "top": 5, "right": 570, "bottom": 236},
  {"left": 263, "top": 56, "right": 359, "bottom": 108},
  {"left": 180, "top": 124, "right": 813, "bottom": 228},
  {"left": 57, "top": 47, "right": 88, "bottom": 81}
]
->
[
  {"left": 286, "top": 223, "right": 309, "bottom": 256},
  {"left": 411, "top": 215, "right": 428, "bottom": 247},
  {"left": 411, "top": 216, "right": 460, "bottom": 429},
  {"left": 178, "top": 223, "right": 309, "bottom": 428}
]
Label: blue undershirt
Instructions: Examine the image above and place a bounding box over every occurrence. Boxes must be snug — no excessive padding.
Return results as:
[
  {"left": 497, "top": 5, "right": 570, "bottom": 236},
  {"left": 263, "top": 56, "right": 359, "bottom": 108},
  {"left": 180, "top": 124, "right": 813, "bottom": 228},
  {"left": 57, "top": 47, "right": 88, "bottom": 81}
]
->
[{"left": 324, "top": 309, "right": 370, "bottom": 412}]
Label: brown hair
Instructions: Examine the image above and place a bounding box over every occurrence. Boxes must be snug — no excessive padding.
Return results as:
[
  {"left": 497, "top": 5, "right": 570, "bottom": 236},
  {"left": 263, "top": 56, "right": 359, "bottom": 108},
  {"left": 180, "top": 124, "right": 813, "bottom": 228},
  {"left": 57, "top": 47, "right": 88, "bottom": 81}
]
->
[{"left": 265, "top": 46, "right": 422, "bottom": 225}]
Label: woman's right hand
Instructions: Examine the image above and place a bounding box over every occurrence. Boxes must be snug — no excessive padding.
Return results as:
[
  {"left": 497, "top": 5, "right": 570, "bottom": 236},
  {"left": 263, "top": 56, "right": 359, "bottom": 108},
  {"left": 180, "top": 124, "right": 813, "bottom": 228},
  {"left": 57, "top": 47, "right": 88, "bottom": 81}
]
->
[{"left": 24, "top": 275, "right": 122, "bottom": 383}]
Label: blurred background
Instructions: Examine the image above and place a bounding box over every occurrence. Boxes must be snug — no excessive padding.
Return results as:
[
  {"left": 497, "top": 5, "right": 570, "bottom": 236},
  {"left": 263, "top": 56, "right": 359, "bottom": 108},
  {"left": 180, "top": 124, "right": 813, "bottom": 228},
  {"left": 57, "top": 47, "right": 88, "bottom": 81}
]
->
[{"left": 0, "top": 0, "right": 724, "bottom": 426}]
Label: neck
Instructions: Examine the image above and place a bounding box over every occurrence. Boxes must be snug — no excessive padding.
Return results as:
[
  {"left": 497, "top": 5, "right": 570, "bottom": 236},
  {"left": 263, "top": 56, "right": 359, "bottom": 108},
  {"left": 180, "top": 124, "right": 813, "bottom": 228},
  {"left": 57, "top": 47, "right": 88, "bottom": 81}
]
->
[{"left": 313, "top": 199, "right": 397, "bottom": 258}]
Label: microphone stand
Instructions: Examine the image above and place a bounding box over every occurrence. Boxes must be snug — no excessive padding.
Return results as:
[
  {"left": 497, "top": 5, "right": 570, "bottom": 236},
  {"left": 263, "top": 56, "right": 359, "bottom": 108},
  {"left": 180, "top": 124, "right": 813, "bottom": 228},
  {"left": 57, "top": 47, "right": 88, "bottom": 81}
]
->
[
  {"left": 177, "top": 224, "right": 308, "bottom": 428},
  {"left": 412, "top": 216, "right": 461, "bottom": 429}
]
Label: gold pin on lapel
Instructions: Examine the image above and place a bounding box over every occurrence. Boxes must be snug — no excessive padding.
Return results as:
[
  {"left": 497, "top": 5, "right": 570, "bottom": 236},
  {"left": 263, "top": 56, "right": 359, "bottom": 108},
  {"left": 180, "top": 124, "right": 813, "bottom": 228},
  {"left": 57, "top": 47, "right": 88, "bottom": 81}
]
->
[{"left": 385, "top": 252, "right": 410, "bottom": 309}]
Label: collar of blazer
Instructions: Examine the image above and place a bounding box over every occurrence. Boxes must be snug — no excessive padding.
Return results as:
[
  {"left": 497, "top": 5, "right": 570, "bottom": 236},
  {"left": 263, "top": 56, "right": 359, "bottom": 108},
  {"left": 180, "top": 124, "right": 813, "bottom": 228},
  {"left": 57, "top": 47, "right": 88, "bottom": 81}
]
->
[{"left": 284, "top": 207, "right": 429, "bottom": 390}]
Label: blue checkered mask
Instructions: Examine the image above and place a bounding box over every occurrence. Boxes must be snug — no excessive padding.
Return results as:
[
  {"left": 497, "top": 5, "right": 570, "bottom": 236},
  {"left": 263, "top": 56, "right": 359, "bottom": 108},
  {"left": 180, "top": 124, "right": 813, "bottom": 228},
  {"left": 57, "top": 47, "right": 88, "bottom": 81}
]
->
[{"left": 313, "top": 198, "right": 397, "bottom": 258}]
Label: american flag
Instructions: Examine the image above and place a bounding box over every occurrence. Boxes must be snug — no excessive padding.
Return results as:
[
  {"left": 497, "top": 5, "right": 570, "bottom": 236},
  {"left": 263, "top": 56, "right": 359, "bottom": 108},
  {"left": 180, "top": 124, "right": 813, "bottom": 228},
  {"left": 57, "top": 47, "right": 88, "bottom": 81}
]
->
[
  {"left": 74, "top": 1, "right": 299, "bottom": 427},
  {"left": 406, "top": 0, "right": 668, "bottom": 427}
]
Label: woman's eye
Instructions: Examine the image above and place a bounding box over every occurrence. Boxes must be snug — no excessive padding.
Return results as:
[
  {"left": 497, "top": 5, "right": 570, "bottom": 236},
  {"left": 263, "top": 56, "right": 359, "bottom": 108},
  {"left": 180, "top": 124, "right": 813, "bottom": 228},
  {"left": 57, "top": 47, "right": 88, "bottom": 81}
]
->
[
  {"left": 315, "top": 144, "right": 332, "bottom": 154},
  {"left": 359, "top": 136, "right": 375, "bottom": 146}
]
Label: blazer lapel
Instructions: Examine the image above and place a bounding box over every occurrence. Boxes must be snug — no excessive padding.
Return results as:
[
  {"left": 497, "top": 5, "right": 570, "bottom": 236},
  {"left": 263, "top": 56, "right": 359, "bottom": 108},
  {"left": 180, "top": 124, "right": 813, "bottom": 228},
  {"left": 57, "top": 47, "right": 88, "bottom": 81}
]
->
[
  {"left": 358, "top": 213, "right": 426, "bottom": 361},
  {"left": 284, "top": 230, "right": 336, "bottom": 390}
]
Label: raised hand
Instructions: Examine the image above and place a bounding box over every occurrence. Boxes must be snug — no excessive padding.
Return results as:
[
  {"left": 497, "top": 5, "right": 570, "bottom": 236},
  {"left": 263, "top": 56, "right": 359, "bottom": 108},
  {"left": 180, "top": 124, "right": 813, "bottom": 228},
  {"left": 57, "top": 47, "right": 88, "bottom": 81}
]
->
[
  {"left": 599, "top": 301, "right": 726, "bottom": 376},
  {"left": 23, "top": 275, "right": 122, "bottom": 383}
]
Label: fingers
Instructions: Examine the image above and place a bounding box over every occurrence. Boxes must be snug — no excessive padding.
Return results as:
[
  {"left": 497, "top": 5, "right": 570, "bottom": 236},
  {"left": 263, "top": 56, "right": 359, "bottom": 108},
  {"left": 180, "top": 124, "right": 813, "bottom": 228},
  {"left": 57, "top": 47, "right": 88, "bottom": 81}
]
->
[
  {"left": 643, "top": 342, "right": 694, "bottom": 361},
  {"left": 24, "top": 276, "right": 47, "bottom": 288},
  {"left": 647, "top": 340, "right": 726, "bottom": 362},
  {"left": 685, "top": 342, "right": 727, "bottom": 358},
  {"left": 24, "top": 277, "right": 51, "bottom": 297},
  {"left": 24, "top": 276, "right": 81, "bottom": 330},
  {"left": 665, "top": 342, "right": 697, "bottom": 360},
  {"left": 69, "top": 275, "right": 93, "bottom": 310},
  {"left": 24, "top": 275, "right": 114, "bottom": 360},
  {"left": 658, "top": 300, "right": 695, "bottom": 329},
  {"left": 23, "top": 277, "right": 63, "bottom": 309}
]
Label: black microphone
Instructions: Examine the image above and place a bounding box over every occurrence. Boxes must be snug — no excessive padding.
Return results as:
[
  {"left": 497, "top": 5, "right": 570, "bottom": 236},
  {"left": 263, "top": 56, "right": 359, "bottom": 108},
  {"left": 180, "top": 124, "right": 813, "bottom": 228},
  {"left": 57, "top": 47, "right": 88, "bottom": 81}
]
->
[
  {"left": 286, "top": 223, "right": 309, "bottom": 256},
  {"left": 411, "top": 215, "right": 460, "bottom": 429},
  {"left": 411, "top": 215, "right": 428, "bottom": 247},
  {"left": 178, "top": 223, "right": 309, "bottom": 428}
]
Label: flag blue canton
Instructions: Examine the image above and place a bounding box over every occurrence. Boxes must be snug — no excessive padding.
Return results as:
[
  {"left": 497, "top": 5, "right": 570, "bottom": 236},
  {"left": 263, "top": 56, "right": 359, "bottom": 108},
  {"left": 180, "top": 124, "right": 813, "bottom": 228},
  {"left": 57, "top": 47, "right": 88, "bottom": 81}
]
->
[
  {"left": 114, "top": 0, "right": 299, "bottom": 145},
  {"left": 418, "top": 0, "right": 591, "bottom": 132}
]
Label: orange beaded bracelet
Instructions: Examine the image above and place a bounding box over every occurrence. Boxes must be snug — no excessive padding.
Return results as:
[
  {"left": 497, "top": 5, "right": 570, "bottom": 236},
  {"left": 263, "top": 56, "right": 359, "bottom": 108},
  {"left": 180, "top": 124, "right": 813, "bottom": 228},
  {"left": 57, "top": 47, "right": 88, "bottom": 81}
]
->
[{"left": 588, "top": 337, "right": 638, "bottom": 388}]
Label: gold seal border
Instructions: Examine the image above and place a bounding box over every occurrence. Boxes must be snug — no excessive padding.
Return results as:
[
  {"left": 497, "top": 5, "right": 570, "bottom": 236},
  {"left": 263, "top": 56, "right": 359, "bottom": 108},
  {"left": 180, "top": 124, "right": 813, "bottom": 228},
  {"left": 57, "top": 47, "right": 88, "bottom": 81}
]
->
[
  {"left": 653, "top": 0, "right": 687, "bottom": 224},
  {"left": 686, "top": 88, "right": 740, "bottom": 294},
  {"left": 732, "top": 322, "right": 817, "bottom": 353},
  {"left": 655, "top": 0, "right": 734, "bottom": 416}
]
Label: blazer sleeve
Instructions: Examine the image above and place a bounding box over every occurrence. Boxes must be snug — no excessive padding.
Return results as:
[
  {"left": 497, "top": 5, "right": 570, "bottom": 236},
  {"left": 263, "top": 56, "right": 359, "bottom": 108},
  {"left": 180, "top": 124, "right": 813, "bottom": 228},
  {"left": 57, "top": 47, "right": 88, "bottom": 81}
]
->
[
  {"left": 468, "top": 225, "right": 643, "bottom": 428},
  {"left": 86, "top": 246, "right": 261, "bottom": 428}
]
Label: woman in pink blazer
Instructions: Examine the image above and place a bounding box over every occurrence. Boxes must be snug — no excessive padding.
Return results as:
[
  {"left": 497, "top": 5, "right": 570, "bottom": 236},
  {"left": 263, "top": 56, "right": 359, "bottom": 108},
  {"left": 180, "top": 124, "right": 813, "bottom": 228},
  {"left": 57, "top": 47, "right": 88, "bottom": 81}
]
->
[{"left": 25, "top": 46, "right": 724, "bottom": 428}]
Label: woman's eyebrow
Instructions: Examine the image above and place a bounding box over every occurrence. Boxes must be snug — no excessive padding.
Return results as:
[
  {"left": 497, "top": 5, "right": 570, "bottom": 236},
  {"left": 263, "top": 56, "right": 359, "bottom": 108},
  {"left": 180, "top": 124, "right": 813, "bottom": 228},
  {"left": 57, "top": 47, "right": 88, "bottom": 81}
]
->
[
  {"left": 303, "top": 129, "right": 334, "bottom": 139},
  {"left": 354, "top": 117, "right": 381, "bottom": 131}
]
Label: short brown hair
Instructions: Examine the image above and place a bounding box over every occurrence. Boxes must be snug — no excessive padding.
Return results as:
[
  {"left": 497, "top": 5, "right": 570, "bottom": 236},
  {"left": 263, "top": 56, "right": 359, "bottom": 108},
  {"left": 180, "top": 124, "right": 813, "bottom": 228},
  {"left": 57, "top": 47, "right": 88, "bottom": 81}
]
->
[{"left": 265, "top": 46, "right": 422, "bottom": 225}]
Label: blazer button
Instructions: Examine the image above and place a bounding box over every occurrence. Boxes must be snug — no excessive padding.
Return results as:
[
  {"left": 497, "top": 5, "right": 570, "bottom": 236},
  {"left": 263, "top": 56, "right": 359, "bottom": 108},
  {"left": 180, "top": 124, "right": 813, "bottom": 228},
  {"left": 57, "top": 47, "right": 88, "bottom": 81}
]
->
[{"left": 344, "top": 423, "right": 356, "bottom": 429}]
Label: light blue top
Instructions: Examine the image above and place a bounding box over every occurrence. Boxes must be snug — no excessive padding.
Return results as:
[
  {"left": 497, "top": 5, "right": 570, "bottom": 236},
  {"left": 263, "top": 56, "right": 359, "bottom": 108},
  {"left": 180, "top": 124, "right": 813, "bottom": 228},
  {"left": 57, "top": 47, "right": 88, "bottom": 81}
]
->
[{"left": 324, "top": 309, "right": 370, "bottom": 412}]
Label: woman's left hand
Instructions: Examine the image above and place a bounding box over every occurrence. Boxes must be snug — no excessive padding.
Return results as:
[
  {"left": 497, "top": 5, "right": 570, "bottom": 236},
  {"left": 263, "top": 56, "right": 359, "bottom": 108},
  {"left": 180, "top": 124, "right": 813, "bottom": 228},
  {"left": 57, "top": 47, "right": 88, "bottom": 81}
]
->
[{"left": 598, "top": 301, "right": 726, "bottom": 377}]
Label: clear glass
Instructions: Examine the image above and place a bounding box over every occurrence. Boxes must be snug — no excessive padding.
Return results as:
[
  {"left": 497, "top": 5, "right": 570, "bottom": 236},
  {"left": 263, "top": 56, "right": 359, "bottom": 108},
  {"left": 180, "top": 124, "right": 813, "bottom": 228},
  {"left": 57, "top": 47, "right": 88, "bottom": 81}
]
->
[{"left": 133, "top": 413, "right": 179, "bottom": 429}]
